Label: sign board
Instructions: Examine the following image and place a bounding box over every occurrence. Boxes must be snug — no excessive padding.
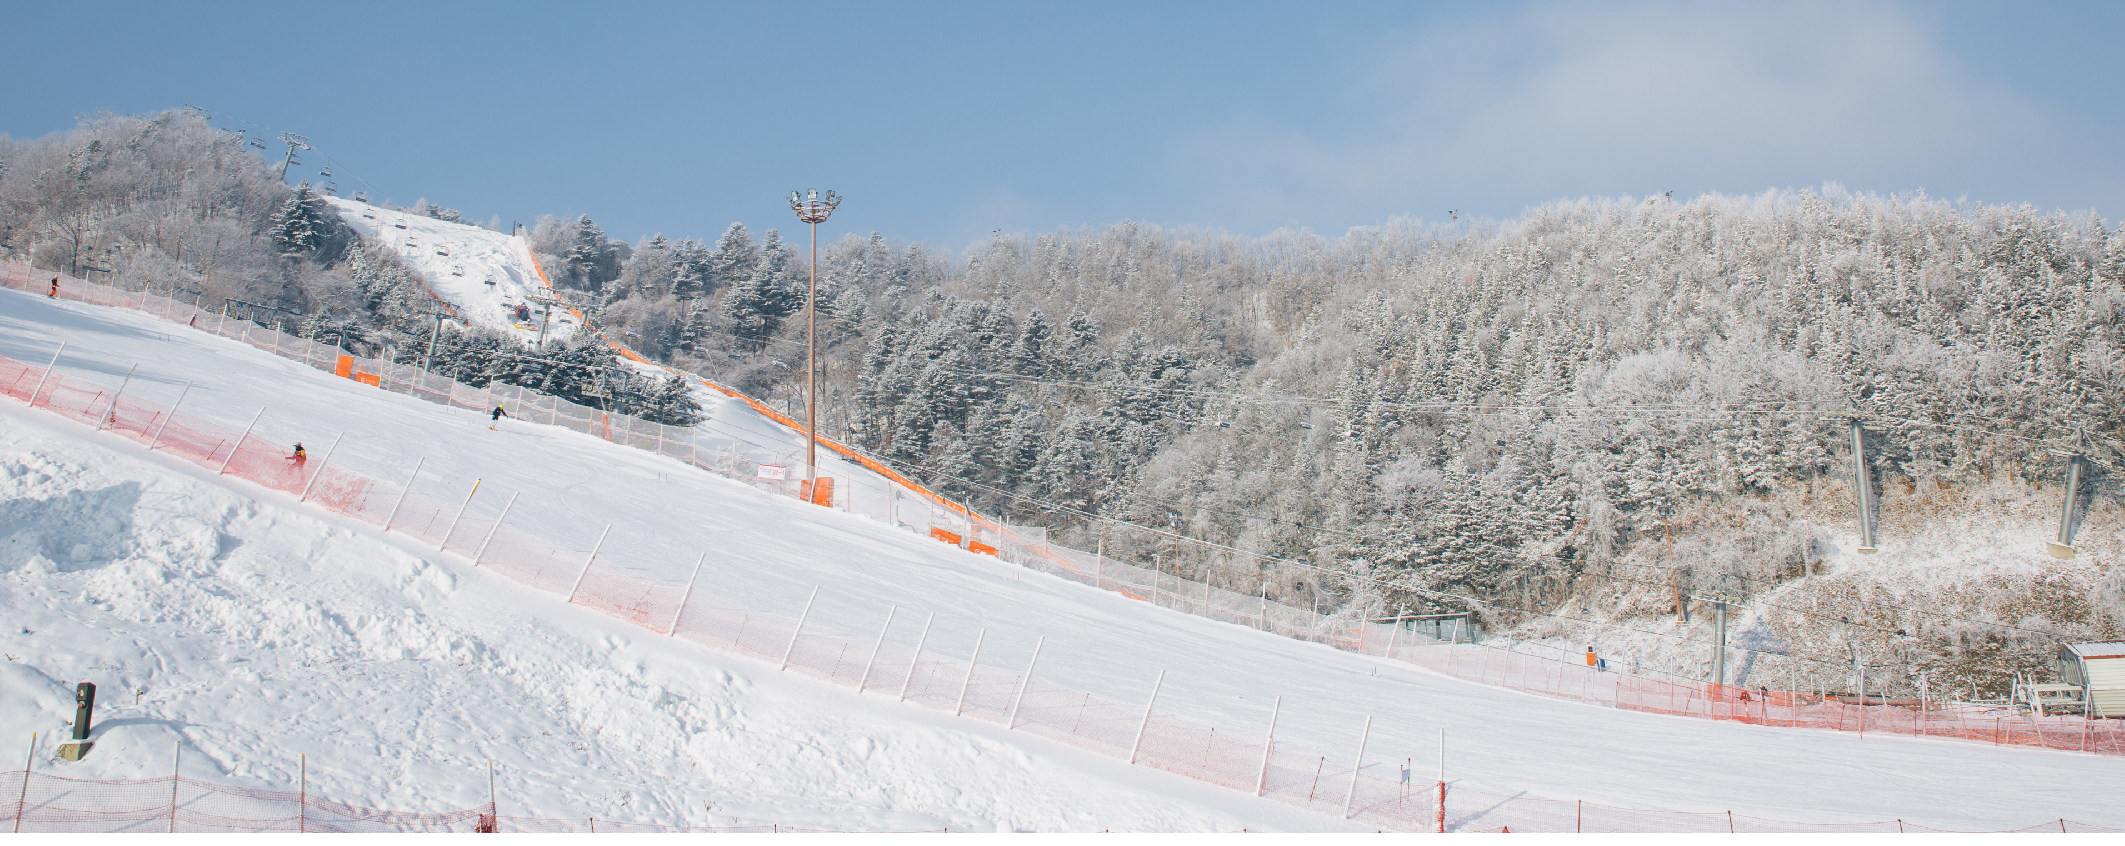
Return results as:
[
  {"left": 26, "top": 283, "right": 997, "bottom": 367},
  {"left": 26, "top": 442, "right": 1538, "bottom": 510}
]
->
[{"left": 756, "top": 464, "right": 788, "bottom": 481}]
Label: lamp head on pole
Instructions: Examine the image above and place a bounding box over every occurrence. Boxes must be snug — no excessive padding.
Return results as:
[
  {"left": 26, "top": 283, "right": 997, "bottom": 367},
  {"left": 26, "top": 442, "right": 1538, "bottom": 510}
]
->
[{"left": 790, "top": 188, "right": 841, "bottom": 224}]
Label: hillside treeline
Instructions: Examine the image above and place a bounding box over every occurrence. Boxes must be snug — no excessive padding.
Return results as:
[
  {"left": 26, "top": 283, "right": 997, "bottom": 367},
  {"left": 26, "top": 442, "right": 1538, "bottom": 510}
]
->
[{"left": 8, "top": 111, "right": 2120, "bottom": 653}]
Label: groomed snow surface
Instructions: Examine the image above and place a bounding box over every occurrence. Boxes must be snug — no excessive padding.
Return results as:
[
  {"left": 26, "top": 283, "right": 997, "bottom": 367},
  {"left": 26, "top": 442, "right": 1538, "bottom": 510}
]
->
[{"left": 3, "top": 285, "right": 2124, "bottom": 832}]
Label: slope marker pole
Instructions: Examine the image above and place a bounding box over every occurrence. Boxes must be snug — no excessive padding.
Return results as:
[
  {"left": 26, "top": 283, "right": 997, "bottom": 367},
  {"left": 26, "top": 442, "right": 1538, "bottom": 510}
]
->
[
  {"left": 566, "top": 525, "right": 612, "bottom": 604},
  {"left": 382, "top": 457, "right": 425, "bottom": 532},
  {"left": 145, "top": 381, "right": 192, "bottom": 451},
  {"left": 1129, "top": 670, "right": 1166, "bottom": 765},
  {"left": 472, "top": 492, "right": 519, "bottom": 566},
  {"left": 858, "top": 605, "right": 898, "bottom": 692},
  {"left": 1006, "top": 636, "right": 1044, "bottom": 729},
  {"left": 1436, "top": 728, "right": 1447, "bottom": 833},
  {"left": 954, "top": 629, "right": 987, "bottom": 717},
  {"left": 900, "top": 612, "right": 936, "bottom": 703},
  {"left": 217, "top": 408, "right": 266, "bottom": 475},
  {"left": 779, "top": 587, "right": 820, "bottom": 671},
  {"left": 297, "top": 432, "right": 343, "bottom": 502},
  {"left": 669, "top": 551, "right": 709, "bottom": 637}
]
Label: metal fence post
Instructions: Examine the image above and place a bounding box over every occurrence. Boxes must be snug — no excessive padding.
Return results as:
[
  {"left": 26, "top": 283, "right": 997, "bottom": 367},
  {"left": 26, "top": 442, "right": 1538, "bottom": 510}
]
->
[
  {"left": 1006, "top": 636, "right": 1044, "bottom": 729},
  {"left": 382, "top": 457, "right": 425, "bottom": 532},
  {"left": 954, "top": 629, "right": 987, "bottom": 717},
  {"left": 97, "top": 364, "right": 138, "bottom": 430},
  {"left": 669, "top": 551, "right": 708, "bottom": 637},
  {"left": 1129, "top": 670, "right": 1166, "bottom": 765},
  {"left": 440, "top": 479, "right": 483, "bottom": 550},
  {"left": 472, "top": 492, "right": 519, "bottom": 566},
  {"left": 296, "top": 433, "right": 344, "bottom": 502},
  {"left": 29, "top": 342, "right": 66, "bottom": 407},
  {"left": 858, "top": 605, "right": 898, "bottom": 692},
  {"left": 565, "top": 525, "right": 613, "bottom": 605},
  {"left": 1255, "top": 696, "right": 1280, "bottom": 796},
  {"left": 1342, "top": 715, "right": 1372, "bottom": 819},
  {"left": 780, "top": 587, "right": 820, "bottom": 671},
  {"left": 900, "top": 613, "right": 936, "bottom": 703},
  {"left": 217, "top": 408, "right": 266, "bottom": 475},
  {"left": 146, "top": 381, "right": 193, "bottom": 451}
]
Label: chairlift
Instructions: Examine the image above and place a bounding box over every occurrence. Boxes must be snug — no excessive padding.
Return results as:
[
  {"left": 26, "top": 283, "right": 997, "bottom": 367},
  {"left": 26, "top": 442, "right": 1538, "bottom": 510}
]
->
[
  {"left": 248, "top": 140, "right": 267, "bottom": 150},
  {"left": 435, "top": 247, "right": 450, "bottom": 256},
  {"left": 393, "top": 222, "right": 408, "bottom": 230},
  {"left": 450, "top": 266, "right": 464, "bottom": 277},
  {"left": 319, "top": 167, "right": 333, "bottom": 178}
]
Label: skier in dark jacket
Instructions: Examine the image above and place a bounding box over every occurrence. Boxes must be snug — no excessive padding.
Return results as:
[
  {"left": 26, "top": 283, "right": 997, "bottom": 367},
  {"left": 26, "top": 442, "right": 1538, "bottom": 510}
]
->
[
  {"left": 289, "top": 442, "right": 307, "bottom": 464},
  {"left": 489, "top": 405, "right": 508, "bottom": 430}
]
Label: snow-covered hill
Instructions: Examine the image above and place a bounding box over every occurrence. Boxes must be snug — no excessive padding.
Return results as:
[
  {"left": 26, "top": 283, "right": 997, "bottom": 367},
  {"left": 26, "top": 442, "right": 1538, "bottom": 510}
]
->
[
  {"left": 5, "top": 284, "right": 2124, "bottom": 831},
  {"left": 323, "top": 197, "right": 935, "bottom": 539}
]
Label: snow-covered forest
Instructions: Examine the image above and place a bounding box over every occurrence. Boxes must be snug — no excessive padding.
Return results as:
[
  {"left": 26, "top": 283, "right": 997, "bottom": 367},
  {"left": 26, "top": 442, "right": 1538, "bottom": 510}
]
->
[{"left": 8, "top": 109, "right": 2121, "bottom": 694}]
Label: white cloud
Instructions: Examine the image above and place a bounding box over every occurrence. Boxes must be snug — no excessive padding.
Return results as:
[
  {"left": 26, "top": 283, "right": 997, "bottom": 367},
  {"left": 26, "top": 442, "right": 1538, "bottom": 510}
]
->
[{"left": 1170, "top": 0, "right": 2054, "bottom": 232}]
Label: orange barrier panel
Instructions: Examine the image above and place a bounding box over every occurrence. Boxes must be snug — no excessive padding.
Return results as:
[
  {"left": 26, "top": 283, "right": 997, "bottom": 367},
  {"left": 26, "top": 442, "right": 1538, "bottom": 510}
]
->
[
  {"left": 334, "top": 355, "right": 353, "bottom": 378},
  {"left": 930, "top": 527, "right": 962, "bottom": 546},
  {"left": 356, "top": 372, "right": 381, "bottom": 386},
  {"left": 968, "top": 541, "right": 998, "bottom": 557}
]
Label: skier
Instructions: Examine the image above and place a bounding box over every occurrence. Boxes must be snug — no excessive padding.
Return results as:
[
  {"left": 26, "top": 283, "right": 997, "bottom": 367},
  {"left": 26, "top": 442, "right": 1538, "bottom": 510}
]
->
[
  {"left": 288, "top": 442, "right": 307, "bottom": 465},
  {"left": 489, "top": 405, "right": 509, "bottom": 430},
  {"left": 48, "top": 278, "right": 59, "bottom": 298}
]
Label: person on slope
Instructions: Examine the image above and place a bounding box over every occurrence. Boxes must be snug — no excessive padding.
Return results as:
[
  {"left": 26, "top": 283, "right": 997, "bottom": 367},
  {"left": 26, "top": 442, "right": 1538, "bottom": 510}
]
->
[
  {"left": 489, "top": 405, "right": 509, "bottom": 430},
  {"left": 49, "top": 278, "right": 59, "bottom": 298},
  {"left": 288, "top": 442, "right": 307, "bottom": 464}
]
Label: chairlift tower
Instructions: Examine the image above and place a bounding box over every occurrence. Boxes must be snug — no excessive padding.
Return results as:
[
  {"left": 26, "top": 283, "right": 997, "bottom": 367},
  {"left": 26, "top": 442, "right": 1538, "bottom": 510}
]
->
[
  {"left": 789, "top": 188, "right": 842, "bottom": 483},
  {"left": 524, "top": 294, "right": 566, "bottom": 348},
  {"left": 1848, "top": 409, "right": 1880, "bottom": 554},
  {"left": 2048, "top": 430, "right": 2089, "bottom": 559},
  {"left": 274, "top": 133, "right": 312, "bottom": 182}
]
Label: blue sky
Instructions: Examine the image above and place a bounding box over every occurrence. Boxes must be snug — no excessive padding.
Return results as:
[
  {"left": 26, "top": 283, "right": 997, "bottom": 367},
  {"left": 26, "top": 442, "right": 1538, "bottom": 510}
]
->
[{"left": 6, "top": 0, "right": 2121, "bottom": 254}]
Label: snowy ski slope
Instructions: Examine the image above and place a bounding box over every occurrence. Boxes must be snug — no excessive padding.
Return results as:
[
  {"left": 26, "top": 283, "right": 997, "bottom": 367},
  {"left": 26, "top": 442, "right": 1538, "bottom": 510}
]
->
[
  {"left": 325, "top": 197, "right": 925, "bottom": 532},
  {"left": 4, "top": 281, "right": 2124, "bottom": 830}
]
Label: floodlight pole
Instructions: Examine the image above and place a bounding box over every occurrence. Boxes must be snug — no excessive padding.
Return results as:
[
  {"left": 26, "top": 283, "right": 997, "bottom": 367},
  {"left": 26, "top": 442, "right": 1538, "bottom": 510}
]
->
[{"left": 789, "top": 189, "right": 841, "bottom": 484}]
